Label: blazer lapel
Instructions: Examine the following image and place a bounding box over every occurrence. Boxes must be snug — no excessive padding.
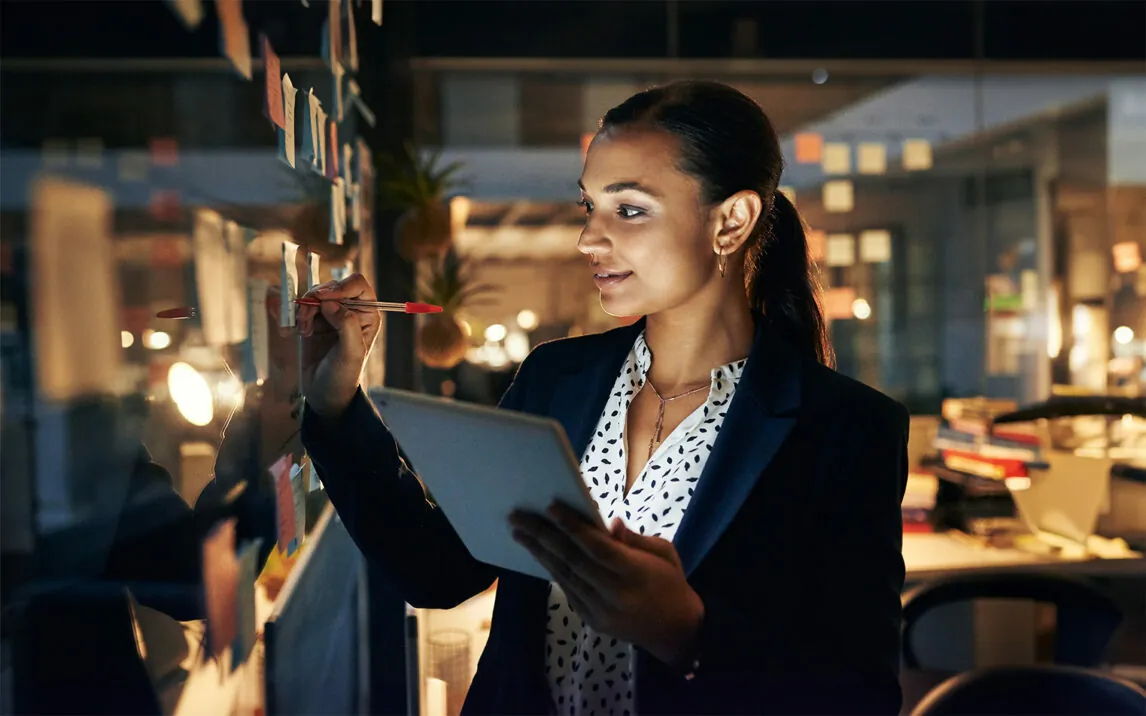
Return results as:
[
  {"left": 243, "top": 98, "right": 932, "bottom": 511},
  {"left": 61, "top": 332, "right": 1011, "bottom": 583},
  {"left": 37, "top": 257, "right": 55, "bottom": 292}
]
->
[
  {"left": 673, "top": 318, "right": 803, "bottom": 576},
  {"left": 547, "top": 319, "right": 645, "bottom": 458}
]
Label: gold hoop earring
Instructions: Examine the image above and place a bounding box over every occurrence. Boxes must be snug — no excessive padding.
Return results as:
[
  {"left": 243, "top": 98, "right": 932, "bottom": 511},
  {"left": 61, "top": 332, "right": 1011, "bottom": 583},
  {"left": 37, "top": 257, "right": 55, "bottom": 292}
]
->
[{"left": 718, "top": 251, "right": 728, "bottom": 278}]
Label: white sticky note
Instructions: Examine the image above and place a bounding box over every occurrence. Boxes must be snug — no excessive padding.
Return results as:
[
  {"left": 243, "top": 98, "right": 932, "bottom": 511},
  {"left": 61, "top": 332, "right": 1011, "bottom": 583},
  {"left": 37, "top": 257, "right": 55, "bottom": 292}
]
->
[
  {"left": 351, "top": 183, "right": 363, "bottom": 231},
  {"left": 903, "top": 139, "right": 933, "bottom": 171},
  {"left": 333, "top": 61, "right": 345, "bottom": 122},
  {"left": 316, "top": 105, "right": 328, "bottom": 176},
  {"left": 821, "top": 142, "right": 851, "bottom": 175},
  {"left": 826, "top": 234, "right": 856, "bottom": 267},
  {"left": 308, "top": 91, "right": 323, "bottom": 172},
  {"left": 281, "top": 73, "right": 297, "bottom": 168},
  {"left": 330, "top": 178, "right": 346, "bottom": 245},
  {"left": 224, "top": 221, "right": 250, "bottom": 343},
  {"left": 281, "top": 241, "right": 300, "bottom": 328},
  {"left": 168, "top": 0, "right": 204, "bottom": 28},
  {"left": 242, "top": 278, "right": 270, "bottom": 383},
  {"left": 307, "top": 459, "right": 322, "bottom": 492},
  {"left": 823, "top": 180, "right": 854, "bottom": 213},
  {"left": 193, "top": 210, "right": 245, "bottom": 346},
  {"left": 306, "top": 252, "right": 321, "bottom": 291},
  {"left": 372, "top": 0, "right": 383, "bottom": 25},
  {"left": 860, "top": 229, "right": 892, "bottom": 263},
  {"left": 342, "top": 143, "right": 353, "bottom": 188},
  {"left": 857, "top": 143, "right": 887, "bottom": 175}
]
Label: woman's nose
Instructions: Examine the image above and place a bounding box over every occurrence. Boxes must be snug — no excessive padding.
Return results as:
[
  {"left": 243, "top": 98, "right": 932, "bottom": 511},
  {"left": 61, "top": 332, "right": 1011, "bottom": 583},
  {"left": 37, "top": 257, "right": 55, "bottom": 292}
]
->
[{"left": 576, "top": 220, "right": 608, "bottom": 256}]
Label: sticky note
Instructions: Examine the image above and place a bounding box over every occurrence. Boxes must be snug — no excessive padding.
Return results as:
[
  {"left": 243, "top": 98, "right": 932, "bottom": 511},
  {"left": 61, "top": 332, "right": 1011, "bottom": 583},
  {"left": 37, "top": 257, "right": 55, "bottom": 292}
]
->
[
  {"left": 262, "top": 34, "right": 285, "bottom": 129},
  {"left": 794, "top": 133, "right": 823, "bottom": 164},
  {"left": 347, "top": 0, "right": 359, "bottom": 71},
  {"left": 372, "top": 0, "right": 383, "bottom": 25},
  {"left": 342, "top": 143, "right": 353, "bottom": 188},
  {"left": 315, "top": 102, "right": 328, "bottom": 176},
  {"left": 281, "top": 74, "right": 297, "bottom": 168},
  {"left": 216, "top": 0, "right": 252, "bottom": 80},
  {"left": 821, "top": 142, "right": 851, "bottom": 175},
  {"left": 297, "top": 90, "right": 316, "bottom": 167},
  {"left": 823, "top": 180, "right": 854, "bottom": 213},
  {"left": 826, "top": 234, "right": 856, "bottom": 267},
  {"left": 167, "top": 0, "right": 204, "bottom": 29},
  {"left": 306, "top": 458, "right": 322, "bottom": 492},
  {"left": 858, "top": 142, "right": 887, "bottom": 175},
  {"left": 351, "top": 183, "right": 363, "bottom": 231},
  {"left": 270, "top": 454, "right": 298, "bottom": 556},
  {"left": 306, "top": 252, "right": 321, "bottom": 291},
  {"left": 903, "top": 139, "right": 933, "bottom": 171},
  {"left": 290, "top": 462, "right": 306, "bottom": 540},
  {"left": 860, "top": 229, "right": 892, "bottom": 263},
  {"left": 330, "top": 179, "right": 346, "bottom": 245},
  {"left": 280, "top": 241, "right": 299, "bottom": 328},
  {"left": 327, "top": 121, "right": 339, "bottom": 179},
  {"left": 333, "top": 61, "right": 345, "bottom": 122},
  {"left": 326, "top": 0, "right": 343, "bottom": 67},
  {"left": 241, "top": 278, "right": 271, "bottom": 383},
  {"left": 231, "top": 538, "right": 262, "bottom": 670},
  {"left": 194, "top": 210, "right": 249, "bottom": 346},
  {"left": 202, "top": 518, "right": 239, "bottom": 658}
]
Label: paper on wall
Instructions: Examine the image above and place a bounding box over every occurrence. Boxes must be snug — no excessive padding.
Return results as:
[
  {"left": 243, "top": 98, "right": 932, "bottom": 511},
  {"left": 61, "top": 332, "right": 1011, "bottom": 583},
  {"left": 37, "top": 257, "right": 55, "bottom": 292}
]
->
[
  {"left": 167, "top": 0, "right": 204, "bottom": 28},
  {"left": 347, "top": 0, "right": 359, "bottom": 71},
  {"left": 314, "top": 98, "right": 328, "bottom": 175},
  {"left": 306, "top": 458, "right": 323, "bottom": 492},
  {"left": 29, "top": 177, "right": 121, "bottom": 402},
  {"left": 327, "top": 121, "right": 339, "bottom": 179},
  {"left": 333, "top": 61, "right": 345, "bottom": 122},
  {"left": 193, "top": 210, "right": 249, "bottom": 346},
  {"left": 270, "top": 454, "right": 298, "bottom": 556},
  {"left": 351, "top": 183, "right": 362, "bottom": 231},
  {"left": 241, "top": 278, "right": 271, "bottom": 383},
  {"left": 289, "top": 462, "right": 306, "bottom": 541},
  {"left": 261, "top": 34, "right": 285, "bottom": 129},
  {"left": 280, "top": 240, "right": 300, "bottom": 328},
  {"left": 330, "top": 178, "right": 346, "bottom": 245},
  {"left": 327, "top": 0, "right": 343, "bottom": 66},
  {"left": 306, "top": 252, "right": 321, "bottom": 291},
  {"left": 281, "top": 74, "right": 297, "bottom": 168},
  {"left": 216, "top": 0, "right": 252, "bottom": 80},
  {"left": 372, "top": 0, "right": 382, "bottom": 25},
  {"left": 342, "top": 143, "right": 353, "bottom": 188}
]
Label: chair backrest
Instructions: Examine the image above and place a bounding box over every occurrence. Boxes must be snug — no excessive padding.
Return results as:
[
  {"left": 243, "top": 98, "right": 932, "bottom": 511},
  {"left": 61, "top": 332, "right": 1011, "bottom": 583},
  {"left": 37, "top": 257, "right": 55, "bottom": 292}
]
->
[
  {"left": 901, "top": 572, "right": 1122, "bottom": 669},
  {"left": 910, "top": 665, "right": 1146, "bottom": 716}
]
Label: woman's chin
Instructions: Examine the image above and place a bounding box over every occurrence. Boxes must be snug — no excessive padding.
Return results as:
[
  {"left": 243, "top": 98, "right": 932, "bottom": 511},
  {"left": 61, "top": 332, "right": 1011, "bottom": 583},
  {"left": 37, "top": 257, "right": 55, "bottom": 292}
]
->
[{"left": 598, "top": 294, "right": 645, "bottom": 319}]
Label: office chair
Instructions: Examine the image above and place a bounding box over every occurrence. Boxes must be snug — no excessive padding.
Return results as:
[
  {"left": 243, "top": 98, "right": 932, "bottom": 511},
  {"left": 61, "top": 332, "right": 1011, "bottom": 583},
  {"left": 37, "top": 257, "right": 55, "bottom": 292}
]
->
[
  {"left": 910, "top": 665, "right": 1146, "bottom": 716},
  {"left": 901, "top": 572, "right": 1123, "bottom": 669}
]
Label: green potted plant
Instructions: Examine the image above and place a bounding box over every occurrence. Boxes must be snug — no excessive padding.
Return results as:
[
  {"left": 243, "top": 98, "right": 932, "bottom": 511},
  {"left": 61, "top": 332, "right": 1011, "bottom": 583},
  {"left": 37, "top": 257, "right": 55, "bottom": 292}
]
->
[
  {"left": 416, "top": 247, "right": 499, "bottom": 369},
  {"left": 377, "top": 141, "right": 468, "bottom": 262}
]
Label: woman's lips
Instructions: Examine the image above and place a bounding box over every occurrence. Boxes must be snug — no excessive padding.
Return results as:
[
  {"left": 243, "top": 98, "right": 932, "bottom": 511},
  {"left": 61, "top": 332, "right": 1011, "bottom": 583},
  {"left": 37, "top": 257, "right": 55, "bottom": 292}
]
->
[{"left": 593, "top": 271, "right": 633, "bottom": 288}]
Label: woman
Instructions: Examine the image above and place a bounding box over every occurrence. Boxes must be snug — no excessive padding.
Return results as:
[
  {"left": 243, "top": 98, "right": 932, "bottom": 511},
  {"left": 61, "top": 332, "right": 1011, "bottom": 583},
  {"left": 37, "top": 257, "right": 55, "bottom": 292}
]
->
[{"left": 299, "top": 81, "right": 909, "bottom": 715}]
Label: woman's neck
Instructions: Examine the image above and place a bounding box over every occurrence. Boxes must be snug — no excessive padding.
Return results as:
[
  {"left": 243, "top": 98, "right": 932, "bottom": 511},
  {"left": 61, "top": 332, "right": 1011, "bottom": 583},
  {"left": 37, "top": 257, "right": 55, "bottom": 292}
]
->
[{"left": 643, "top": 295, "right": 755, "bottom": 392}]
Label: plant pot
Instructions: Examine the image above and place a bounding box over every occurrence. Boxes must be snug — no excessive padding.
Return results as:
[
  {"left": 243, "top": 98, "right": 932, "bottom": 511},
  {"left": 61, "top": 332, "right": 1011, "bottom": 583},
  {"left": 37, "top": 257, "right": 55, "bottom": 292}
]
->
[
  {"left": 416, "top": 313, "right": 469, "bottom": 369},
  {"left": 395, "top": 202, "right": 453, "bottom": 262}
]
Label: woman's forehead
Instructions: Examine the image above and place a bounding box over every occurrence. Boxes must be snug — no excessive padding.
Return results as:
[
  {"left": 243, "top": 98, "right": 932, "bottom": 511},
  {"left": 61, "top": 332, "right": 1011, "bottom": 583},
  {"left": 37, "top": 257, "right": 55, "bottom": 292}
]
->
[{"left": 580, "top": 129, "right": 696, "bottom": 196}]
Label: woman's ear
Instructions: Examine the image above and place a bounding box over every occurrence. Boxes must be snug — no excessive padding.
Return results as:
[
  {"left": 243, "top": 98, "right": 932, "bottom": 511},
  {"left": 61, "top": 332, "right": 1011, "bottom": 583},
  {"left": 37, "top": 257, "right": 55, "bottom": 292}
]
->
[{"left": 712, "top": 190, "right": 763, "bottom": 256}]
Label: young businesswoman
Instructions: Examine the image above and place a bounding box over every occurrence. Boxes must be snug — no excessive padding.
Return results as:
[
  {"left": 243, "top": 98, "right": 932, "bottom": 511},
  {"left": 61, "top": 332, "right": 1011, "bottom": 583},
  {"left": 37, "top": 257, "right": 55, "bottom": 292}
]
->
[{"left": 298, "top": 81, "right": 909, "bottom": 715}]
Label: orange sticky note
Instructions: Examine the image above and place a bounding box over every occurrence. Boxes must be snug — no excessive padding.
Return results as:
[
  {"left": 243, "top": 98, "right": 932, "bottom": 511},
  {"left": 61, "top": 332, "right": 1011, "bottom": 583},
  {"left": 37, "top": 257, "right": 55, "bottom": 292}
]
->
[
  {"left": 794, "top": 133, "right": 823, "bottom": 164},
  {"left": 327, "top": 121, "right": 339, "bottom": 179},
  {"left": 262, "top": 34, "right": 285, "bottom": 129}
]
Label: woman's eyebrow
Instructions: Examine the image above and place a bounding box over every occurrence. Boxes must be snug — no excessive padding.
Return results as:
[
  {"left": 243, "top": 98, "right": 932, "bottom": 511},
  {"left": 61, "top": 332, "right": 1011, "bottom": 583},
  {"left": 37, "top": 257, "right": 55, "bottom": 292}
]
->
[{"left": 577, "top": 179, "right": 662, "bottom": 198}]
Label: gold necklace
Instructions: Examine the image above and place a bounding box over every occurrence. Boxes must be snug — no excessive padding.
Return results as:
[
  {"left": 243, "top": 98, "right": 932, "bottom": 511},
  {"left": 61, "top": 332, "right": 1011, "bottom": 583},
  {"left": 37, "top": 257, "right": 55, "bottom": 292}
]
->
[{"left": 644, "top": 379, "right": 709, "bottom": 459}]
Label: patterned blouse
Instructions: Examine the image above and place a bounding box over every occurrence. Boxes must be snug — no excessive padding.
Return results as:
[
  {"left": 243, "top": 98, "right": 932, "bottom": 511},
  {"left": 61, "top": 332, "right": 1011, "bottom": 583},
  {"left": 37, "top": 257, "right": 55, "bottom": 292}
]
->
[{"left": 545, "top": 331, "right": 746, "bottom": 716}]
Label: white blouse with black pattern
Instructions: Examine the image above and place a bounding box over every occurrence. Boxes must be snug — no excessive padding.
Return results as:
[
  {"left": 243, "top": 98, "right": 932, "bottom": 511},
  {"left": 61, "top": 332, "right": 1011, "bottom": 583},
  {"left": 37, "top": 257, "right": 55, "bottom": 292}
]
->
[{"left": 545, "top": 330, "right": 746, "bottom": 716}]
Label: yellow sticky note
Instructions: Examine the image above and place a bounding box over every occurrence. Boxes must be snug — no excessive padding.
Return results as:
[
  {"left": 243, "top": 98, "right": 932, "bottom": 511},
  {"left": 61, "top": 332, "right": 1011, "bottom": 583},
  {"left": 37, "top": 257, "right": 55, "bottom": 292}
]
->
[
  {"left": 860, "top": 229, "right": 892, "bottom": 263},
  {"left": 821, "top": 142, "right": 851, "bottom": 175},
  {"left": 903, "top": 139, "right": 933, "bottom": 171},
  {"left": 858, "top": 143, "right": 887, "bottom": 175},
  {"left": 823, "top": 180, "right": 854, "bottom": 213}
]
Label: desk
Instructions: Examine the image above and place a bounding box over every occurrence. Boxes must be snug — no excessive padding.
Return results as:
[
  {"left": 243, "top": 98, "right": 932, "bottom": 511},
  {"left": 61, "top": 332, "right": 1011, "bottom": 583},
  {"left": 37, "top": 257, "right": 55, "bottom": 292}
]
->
[{"left": 903, "top": 532, "right": 1145, "bottom": 583}]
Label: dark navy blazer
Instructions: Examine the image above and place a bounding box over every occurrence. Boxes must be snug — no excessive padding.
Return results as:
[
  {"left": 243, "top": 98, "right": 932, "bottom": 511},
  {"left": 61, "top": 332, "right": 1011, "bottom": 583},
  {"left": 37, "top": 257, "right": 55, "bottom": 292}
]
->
[{"left": 302, "top": 317, "right": 909, "bottom": 715}]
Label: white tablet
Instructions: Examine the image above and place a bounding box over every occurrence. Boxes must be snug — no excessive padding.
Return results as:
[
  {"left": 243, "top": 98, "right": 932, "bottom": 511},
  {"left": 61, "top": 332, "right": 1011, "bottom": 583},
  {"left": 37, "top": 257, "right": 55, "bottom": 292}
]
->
[{"left": 367, "top": 387, "right": 603, "bottom": 580}]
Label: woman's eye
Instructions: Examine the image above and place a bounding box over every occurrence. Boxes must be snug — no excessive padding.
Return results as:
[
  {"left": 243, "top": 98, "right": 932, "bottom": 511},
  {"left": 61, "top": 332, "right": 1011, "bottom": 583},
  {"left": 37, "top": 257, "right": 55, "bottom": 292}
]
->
[
  {"left": 617, "top": 205, "right": 645, "bottom": 219},
  {"left": 577, "top": 199, "right": 593, "bottom": 214}
]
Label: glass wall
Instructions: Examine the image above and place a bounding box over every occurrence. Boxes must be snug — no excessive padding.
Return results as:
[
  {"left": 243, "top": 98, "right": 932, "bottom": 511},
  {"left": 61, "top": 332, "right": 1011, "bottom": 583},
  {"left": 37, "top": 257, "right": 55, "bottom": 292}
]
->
[{"left": 409, "top": 67, "right": 1146, "bottom": 411}]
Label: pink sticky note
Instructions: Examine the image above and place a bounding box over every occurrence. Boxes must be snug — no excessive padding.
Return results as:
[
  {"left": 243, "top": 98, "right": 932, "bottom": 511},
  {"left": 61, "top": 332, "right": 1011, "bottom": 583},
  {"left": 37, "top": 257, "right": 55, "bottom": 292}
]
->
[
  {"left": 270, "top": 453, "right": 298, "bottom": 555},
  {"left": 262, "top": 34, "right": 285, "bottom": 129}
]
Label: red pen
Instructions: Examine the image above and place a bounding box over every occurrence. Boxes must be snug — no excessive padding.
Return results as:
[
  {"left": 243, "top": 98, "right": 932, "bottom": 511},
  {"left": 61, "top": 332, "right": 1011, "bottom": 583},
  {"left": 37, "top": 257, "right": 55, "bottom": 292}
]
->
[{"left": 293, "top": 297, "right": 443, "bottom": 314}]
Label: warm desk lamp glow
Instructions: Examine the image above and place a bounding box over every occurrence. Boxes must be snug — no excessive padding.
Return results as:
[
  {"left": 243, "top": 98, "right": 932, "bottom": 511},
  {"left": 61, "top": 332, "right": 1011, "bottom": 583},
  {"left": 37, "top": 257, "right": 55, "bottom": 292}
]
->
[{"left": 168, "top": 361, "right": 214, "bottom": 427}]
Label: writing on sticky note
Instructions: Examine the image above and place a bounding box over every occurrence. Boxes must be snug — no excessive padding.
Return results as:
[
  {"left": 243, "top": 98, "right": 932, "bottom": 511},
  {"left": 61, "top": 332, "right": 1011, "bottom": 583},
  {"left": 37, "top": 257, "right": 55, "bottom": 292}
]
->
[
  {"left": 202, "top": 518, "right": 239, "bottom": 658},
  {"left": 270, "top": 454, "right": 298, "bottom": 556},
  {"left": 262, "top": 34, "right": 285, "bottom": 129},
  {"left": 280, "top": 241, "right": 300, "bottom": 328}
]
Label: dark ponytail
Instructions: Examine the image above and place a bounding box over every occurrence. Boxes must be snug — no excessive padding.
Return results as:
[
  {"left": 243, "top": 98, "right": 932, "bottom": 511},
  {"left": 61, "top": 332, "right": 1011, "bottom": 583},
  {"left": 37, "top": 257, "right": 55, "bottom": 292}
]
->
[
  {"left": 747, "top": 191, "right": 833, "bottom": 367},
  {"left": 601, "top": 81, "right": 833, "bottom": 367}
]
